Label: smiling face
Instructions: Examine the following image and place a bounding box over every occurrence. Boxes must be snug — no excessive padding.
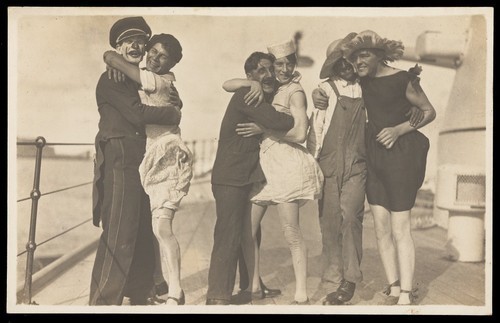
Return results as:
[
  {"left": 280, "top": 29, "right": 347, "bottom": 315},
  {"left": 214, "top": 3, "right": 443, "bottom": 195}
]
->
[
  {"left": 273, "top": 56, "right": 296, "bottom": 84},
  {"left": 246, "top": 58, "right": 275, "bottom": 94},
  {"left": 146, "top": 42, "right": 176, "bottom": 75},
  {"left": 351, "top": 49, "right": 383, "bottom": 77},
  {"left": 116, "top": 35, "right": 148, "bottom": 65}
]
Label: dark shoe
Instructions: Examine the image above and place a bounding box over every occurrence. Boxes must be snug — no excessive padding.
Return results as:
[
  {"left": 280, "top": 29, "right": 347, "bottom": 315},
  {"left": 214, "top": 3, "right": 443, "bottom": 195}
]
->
[
  {"left": 290, "top": 298, "right": 310, "bottom": 305},
  {"left": 167, "top": 290, "right": 185, "bottom": 305},
  {"left": 129, "top": 297, "right": 149, "bottom": 305},
  {"left": 322, "top": 280, "right": 355, "bottom": 305},
  {"left": 206, "top": 298, "right": 230, "bottom": 305},
  {"left": 146, "top": 295, "right": 167, "bottom": 305},
  {"left": 259, "top": 277, "right": 281, "bottom": 298},
  {"left": 230, "top": 290, "right": 264, "bottom": 305},
  {"left": 155, "top": 281, "right": 169, "bottom": 296}
]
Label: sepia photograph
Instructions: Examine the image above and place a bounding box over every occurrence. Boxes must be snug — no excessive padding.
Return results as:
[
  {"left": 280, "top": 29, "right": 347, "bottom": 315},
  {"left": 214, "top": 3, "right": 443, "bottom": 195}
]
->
[{"left": 7, "top": 6, "right": 493, "bottom": 315}]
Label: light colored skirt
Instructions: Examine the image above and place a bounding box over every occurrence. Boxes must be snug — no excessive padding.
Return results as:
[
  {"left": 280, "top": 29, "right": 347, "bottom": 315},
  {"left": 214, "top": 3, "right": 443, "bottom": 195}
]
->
[
  {"left": 250, "top": 136, "right": 324, "bottom": 206},
  {"left": 139, "top": 132, "right": 193, "bottom": 212}
]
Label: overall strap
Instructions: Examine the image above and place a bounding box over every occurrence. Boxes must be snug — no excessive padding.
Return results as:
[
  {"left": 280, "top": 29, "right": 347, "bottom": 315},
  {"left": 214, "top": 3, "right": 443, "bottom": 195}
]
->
[{"left": 326, "top": 79, "right": 346, "bottom": 110}]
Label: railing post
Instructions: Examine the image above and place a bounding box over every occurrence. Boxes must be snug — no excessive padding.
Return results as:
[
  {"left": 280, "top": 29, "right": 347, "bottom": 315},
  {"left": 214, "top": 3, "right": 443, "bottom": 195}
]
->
[
  {"left": 191, "top": 140, "right": 197, "bottom": 177},
  {"left": 22, "top": 136, "right": 45, "bottom": 304}
]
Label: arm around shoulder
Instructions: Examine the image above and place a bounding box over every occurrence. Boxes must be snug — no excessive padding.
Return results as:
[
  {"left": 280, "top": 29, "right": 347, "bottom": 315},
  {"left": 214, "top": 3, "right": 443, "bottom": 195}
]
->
[
  {"left": 96, "top": 73, "right": 180, "bottom": 127},
  {"left": 233, "top": 88, "right": 294, "bottom": 131}
]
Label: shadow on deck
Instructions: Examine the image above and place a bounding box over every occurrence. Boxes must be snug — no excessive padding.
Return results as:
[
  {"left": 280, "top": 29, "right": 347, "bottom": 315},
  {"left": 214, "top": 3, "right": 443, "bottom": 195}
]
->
[{"left": 13, "top": 182, "right": 489, "bottom": 314}]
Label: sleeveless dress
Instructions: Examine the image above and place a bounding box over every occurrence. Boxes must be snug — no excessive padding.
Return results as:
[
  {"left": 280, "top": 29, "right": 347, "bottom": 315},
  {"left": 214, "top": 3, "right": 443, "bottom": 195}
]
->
[
  {"left": 138, "top": 70, "right": 193, "bottom": 212},
  {"left": 250, "top": 73, "right": 324, "bottom": 206},
  {"left": 361, "top": 71, "right": 429, "bottom": 212}
]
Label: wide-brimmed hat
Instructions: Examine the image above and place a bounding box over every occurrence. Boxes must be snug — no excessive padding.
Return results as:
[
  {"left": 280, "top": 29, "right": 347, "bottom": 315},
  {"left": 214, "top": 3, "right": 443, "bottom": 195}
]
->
[
  {"left": 319, "top": 32, "right": 358, "bottom": 79},
  {"left": 109, "top": 16, "right": 151, "bottom": 48},
  {"left": 343, "top": 30, "right": 404, "bottom": 63},
  {"left": 267, "top": 39, "right": 296, "bottom": 59}
]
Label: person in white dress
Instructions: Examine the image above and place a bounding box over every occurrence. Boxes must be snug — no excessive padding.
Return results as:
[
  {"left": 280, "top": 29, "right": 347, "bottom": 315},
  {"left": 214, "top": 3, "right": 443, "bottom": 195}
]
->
[
  {"left": 104, "top": 33, "right": 192, "bottom": 306},
  {"left": 223, "top": 40, "right": 324, "bottom": 304}
]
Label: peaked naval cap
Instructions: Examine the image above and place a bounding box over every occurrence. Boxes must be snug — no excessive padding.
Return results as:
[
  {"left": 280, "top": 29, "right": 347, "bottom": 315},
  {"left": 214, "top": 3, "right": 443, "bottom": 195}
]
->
[{"left": 109, "top": 16, "right": 151, "bottom": 48}]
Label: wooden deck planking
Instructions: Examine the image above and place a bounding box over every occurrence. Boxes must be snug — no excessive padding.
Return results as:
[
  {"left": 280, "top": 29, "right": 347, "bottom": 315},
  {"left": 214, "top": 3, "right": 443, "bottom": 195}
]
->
[{"left": 26, "top": 189, "right": 486, "bottom": 308}]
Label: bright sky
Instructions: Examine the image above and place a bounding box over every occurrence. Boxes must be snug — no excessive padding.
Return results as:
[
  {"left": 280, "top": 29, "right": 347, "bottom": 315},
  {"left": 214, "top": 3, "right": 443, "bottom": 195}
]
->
[{"left": 8, "top": 7, "right": 489, "bottom": 162}]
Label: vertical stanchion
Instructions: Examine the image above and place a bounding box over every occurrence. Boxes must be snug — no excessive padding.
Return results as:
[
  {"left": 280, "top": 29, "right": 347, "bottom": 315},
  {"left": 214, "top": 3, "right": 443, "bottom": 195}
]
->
[
  {"left": 191, "top": 140, "right": 197, "bottom": 177},
  {"left": 22, "top": 136, "right": 45, "bottom": 304}
]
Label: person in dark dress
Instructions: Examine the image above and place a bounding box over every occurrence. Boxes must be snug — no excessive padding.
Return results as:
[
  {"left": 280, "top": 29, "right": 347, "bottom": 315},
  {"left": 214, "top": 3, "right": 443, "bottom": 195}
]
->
[
  {"left": 343, "top": 30, "right": 436, "bottom": 305},
  {"left": 206, "top": 52, "right": 295, "bottom": 305},
  {"left": 311, "top": 33, "right": 425, "bottom": 306}
]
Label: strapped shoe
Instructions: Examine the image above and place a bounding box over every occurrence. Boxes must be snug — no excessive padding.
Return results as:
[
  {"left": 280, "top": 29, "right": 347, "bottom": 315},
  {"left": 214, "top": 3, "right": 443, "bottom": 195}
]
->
[
  {"left": 380, "top": 279, "right": 400, "bottom": 305},
  {"left": 166, "top": 290, "right": 185, "bottom": 305},
  {"left": 397, "top": 288, "right": 418, "bottom": 305}
]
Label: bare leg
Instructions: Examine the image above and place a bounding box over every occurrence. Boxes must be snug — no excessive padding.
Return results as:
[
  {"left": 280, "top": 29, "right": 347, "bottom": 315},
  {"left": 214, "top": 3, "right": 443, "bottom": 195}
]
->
[
  {"left": 241, "top": 203, "right": 267, "bottom": 293},
  {"left": 370, "top": 204, "right": 400, "bottom": 297},
  {"left": 391, "top": 210, "right": 414, "bottom": 305},
  {"left": 277, "top": 202, "right": 308, "bottom": 303},
  {"left": 152, "top": 208, "right": 183, "bottom": 305},
  {"left": 153, "top": 237, "right": 165, "bottom": 284}
]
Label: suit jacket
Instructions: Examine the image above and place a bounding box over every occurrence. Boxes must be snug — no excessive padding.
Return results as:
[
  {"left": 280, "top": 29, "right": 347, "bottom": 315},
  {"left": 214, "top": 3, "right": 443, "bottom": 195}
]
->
[
  {"left": 211, "top": 88, "right": 295, "bottom": 187},
  {"left": 92, "top": 72, "right": 181, "bottom": 226}
]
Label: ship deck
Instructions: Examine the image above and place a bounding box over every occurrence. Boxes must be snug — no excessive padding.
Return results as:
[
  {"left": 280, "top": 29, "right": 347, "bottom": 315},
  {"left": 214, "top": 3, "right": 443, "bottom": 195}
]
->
[{"left": 13, "top": 181, "right": 489, "bottom": 315}]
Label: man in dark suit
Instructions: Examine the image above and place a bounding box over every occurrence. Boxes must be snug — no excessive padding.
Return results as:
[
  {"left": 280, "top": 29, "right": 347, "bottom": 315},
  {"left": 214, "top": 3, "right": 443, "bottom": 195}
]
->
[
  {"left": 206, "top": 52, "right": 295, "bottom": 305},
  {"left": 90, "top": 16, "right": 181, "bottom": 306}
]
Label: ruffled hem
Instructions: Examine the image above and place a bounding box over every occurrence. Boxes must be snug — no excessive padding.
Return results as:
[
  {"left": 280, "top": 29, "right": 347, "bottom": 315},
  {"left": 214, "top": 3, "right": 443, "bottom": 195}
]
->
[{"left": 139, "top": 133, "right": 193, "bottom": 210}]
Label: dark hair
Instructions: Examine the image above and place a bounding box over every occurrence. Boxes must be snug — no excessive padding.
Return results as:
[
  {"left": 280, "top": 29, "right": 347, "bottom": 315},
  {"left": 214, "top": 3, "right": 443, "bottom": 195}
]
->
[
  {"left": 244, "top": 52, "right": 275, "bottom": 74},
  {"left": 147, "top": 33, "right": 183, "bottom": 63}
]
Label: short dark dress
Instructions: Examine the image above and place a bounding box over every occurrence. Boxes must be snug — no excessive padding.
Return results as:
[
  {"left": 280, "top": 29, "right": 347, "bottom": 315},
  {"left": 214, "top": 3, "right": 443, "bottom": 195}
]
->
[{"left": 360, "top": 70, "right": 430, "bottom": 212}]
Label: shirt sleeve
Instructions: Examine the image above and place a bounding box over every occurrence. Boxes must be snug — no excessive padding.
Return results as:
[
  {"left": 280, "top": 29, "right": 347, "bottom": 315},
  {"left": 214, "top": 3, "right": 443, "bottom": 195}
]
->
[
  {"left": 96, "top": 73, "right": 180, "bottom": 126},
  {"left": 139, "top": 69, "right": 157, "bottom": 93},
  {"left": 307, "top": 109, "right": 326, "bottom": 158}
]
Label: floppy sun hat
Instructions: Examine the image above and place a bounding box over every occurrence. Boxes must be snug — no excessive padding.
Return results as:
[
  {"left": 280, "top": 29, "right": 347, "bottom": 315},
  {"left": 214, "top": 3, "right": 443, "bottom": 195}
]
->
[
  {"left": 343, "top": 30, "right": 405, "bottom": 63},
  {"left": 319, "top": 32, "right": 358, "bottom": 79}
]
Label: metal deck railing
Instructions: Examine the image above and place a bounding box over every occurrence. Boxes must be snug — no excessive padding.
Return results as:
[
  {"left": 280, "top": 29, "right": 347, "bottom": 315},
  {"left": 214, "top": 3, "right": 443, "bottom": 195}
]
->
[{"left": 15, "top": 136, "right": 217, "bottom": 304}]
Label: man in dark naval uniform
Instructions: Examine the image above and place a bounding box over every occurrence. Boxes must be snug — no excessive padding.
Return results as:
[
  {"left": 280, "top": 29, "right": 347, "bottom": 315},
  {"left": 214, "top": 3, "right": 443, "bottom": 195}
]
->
[
  {"left": 206, "top": 52, "right": 295, "bottom": 305},
  {"left": 89, "top": 16, "right": 181, "bottom": 306}
]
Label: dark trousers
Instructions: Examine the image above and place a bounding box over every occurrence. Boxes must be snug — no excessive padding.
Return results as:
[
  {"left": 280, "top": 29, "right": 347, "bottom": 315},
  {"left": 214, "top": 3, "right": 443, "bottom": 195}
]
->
[
  {"left": 89, "top": 138, "right": 155, "bottom": 305},
  {"left": 319, "top": 171, "right": 366, "bottom": 284},
  {"left": 207, "top": 184, "right": 252, "bottom": 301},
  {"left": 238, "top": 226, "right": 262, "bottom": 290}
]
